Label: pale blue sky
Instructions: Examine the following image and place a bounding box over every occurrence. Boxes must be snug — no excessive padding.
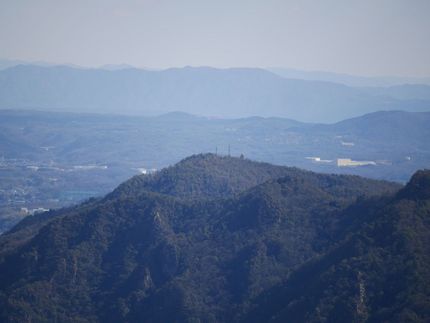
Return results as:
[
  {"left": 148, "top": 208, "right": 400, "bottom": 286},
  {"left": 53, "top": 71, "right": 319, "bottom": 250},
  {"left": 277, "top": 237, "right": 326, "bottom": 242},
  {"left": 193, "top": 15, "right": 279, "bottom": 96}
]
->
[{"left": 1, "top": 0, "right": 429, "bottom": 76}]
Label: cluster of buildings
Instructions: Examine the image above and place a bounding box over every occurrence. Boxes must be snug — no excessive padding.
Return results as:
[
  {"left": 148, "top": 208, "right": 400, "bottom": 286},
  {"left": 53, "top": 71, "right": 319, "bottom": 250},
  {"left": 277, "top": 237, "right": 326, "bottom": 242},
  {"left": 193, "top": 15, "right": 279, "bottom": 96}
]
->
[
  {"left": 306, "top": 156, "right": 378, "bottom": 167},
  {"left": 305, "top": 137, "right": 381, "bottom": 167}
]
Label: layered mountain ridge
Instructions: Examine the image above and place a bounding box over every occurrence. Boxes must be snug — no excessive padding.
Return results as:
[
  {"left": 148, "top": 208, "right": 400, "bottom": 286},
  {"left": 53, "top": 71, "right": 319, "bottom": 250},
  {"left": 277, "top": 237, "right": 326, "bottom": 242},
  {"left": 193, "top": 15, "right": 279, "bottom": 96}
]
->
[{"left": 1, "top": 65, "right": 430, "bottom": 122}]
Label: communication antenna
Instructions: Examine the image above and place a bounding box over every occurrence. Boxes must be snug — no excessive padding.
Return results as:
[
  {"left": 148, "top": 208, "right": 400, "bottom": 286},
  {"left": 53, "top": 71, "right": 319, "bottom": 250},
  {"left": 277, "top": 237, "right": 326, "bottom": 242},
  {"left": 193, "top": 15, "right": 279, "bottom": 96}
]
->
[
  {"left": 215, "top": 146, "right": 218, "bottom": 155},
  {"left": 228, "top": 144, "right": 231, "bottom": 157}
]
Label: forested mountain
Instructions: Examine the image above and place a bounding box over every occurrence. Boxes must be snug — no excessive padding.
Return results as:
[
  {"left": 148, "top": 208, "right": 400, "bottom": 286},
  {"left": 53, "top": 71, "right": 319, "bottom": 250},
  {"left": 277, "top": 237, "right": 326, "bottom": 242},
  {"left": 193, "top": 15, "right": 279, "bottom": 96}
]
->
[
  {"left": 111, "top": 154, "right": 394, "bottom": 201},
  {"left": 244, "top": 170, "right": 430, "bottom": 323},
  {"left": 2, "top": 154, "right": 427, "bottom": 323},
  {"left": 1, "top": 65, "right": 430, "bottom": 122}
]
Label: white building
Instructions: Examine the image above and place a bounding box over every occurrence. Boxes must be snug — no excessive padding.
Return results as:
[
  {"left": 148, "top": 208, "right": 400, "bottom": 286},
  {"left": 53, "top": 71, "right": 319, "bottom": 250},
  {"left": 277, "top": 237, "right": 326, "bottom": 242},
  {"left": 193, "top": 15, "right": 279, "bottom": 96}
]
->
[{"left": 337, "top": 158, "right": 376, "bottom": 167}]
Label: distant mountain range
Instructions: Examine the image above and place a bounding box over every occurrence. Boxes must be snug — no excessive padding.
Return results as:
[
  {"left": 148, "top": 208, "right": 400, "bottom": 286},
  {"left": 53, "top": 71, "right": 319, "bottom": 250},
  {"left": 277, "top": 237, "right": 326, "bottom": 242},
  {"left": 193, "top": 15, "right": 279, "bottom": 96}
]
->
[
  {"left": 1, "top": 154, "right": 429, "bottom": 322},
  {"left": 2, "top": 59, "right": 430, "bottom": 87},
  {"left": 1, "top": 64, "right": 430, "bottom": 122},
  {"left": 267, "top": 67, "right": 430, "bottom": 87}
]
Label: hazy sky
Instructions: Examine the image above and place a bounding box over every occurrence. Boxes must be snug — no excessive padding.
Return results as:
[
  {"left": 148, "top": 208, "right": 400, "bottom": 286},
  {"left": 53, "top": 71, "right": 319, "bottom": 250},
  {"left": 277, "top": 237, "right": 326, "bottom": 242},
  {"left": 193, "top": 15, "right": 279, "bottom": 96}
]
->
[{"left": 1, "top": 0, "right": 429, "bottom": 77}]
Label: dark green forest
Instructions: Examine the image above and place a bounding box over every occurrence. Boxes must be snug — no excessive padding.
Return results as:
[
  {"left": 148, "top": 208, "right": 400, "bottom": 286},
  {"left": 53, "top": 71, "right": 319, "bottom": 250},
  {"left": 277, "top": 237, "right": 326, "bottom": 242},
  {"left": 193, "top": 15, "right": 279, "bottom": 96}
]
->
[{"left": 0, "top": 154, "right": 428, "bottom": 322}]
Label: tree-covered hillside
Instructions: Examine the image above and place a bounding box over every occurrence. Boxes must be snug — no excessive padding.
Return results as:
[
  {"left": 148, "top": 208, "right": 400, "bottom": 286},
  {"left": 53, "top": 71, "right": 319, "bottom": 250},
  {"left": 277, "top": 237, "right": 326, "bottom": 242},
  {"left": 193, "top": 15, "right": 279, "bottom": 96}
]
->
[
  {"left": 243, "top": 170, "right": 430, "bottom": 323},
  {"left": 1, "top": 155, "right": 428, "bottom": 323},
  {"left": 110, "top": 154, "right": 398, "bottom": 201}
]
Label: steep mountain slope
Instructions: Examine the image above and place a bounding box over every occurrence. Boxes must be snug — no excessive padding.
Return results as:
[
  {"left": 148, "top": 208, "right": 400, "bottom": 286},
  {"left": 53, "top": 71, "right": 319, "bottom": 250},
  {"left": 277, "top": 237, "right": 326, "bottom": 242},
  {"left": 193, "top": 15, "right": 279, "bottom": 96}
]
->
[
  {"left": 243, "top": 170, "right": 430, "bottom": 323},
  {"left": 1, "top": 65, "right": 430, "bottom": 122},
  {"left": 0, "top": 155, "right": 403, "bottom": 322}
]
